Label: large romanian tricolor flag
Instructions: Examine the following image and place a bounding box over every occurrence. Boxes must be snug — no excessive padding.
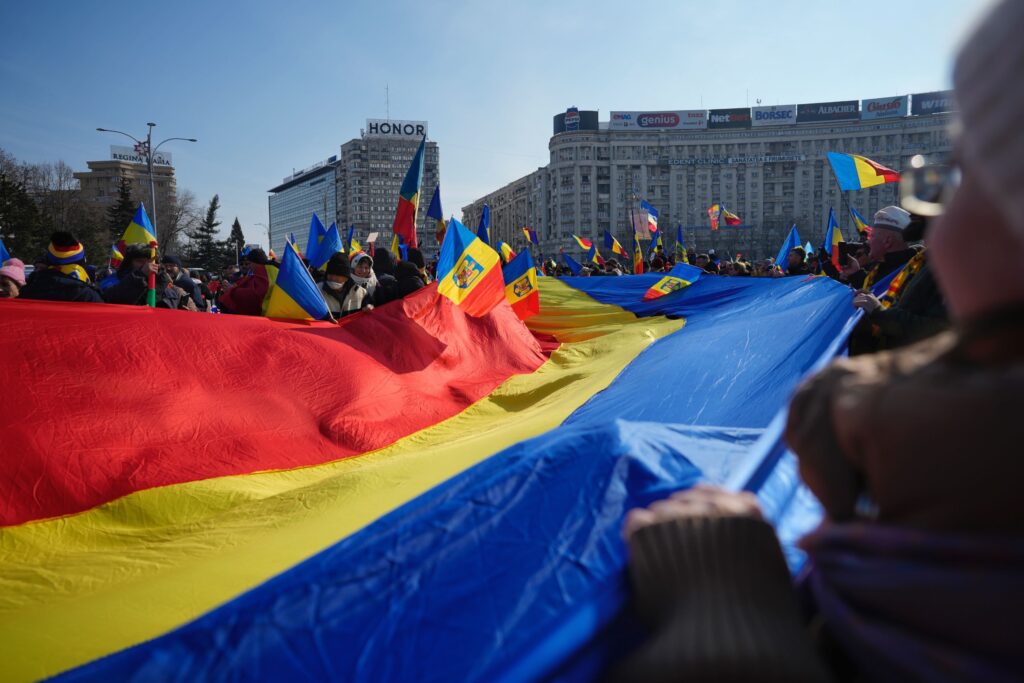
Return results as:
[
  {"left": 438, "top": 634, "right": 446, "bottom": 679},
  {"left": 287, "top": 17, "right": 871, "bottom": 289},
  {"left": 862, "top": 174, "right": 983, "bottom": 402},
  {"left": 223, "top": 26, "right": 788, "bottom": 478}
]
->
[
  {"left": 0, "top": 258, "right": 861, "bottom": 682},
  {"left": 827, "top": 152, "right": 901, "bottom": 191},
  {"left": 390, "top": 136, "right": 426, "bottom": 249}
]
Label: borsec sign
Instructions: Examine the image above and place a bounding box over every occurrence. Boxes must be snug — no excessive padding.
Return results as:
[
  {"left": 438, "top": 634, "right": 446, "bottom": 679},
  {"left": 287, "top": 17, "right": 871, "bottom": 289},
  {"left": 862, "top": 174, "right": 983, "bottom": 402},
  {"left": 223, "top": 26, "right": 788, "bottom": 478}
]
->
[{"left": 751, "top": 104, "right": 797, "bottom": 127}]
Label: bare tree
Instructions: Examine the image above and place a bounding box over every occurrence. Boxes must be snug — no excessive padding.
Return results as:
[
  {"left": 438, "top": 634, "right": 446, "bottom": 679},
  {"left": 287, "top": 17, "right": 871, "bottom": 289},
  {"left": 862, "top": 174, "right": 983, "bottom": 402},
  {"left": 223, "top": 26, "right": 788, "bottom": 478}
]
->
[{"left": 158, "top": 189, "right": 200, "bottom": 256}]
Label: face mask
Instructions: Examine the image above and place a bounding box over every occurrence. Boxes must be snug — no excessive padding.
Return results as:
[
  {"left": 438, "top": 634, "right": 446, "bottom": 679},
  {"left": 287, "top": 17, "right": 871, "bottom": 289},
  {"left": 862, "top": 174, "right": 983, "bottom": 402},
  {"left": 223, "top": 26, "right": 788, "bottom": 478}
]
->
[{"left": 325, "top": 280, "right": 345, "bottom": 290}]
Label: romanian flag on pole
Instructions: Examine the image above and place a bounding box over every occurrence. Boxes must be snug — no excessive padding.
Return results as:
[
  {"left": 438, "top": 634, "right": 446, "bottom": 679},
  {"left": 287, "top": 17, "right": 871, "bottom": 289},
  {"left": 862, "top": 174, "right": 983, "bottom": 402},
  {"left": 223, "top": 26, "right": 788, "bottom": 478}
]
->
[
  {"left": 477, "top": 205, "right": 490, "bottom": 245},
  {"left": 391, "top": 136, "right": 426, "bottom": 249},
  {"left": 822, "top": 208, "right": 844, "bottom": 269},
  {"left": 497, "top": 240, "right": 516, "bottom": 262},
  {"left": 721, "top": 206, "right": 742, "bottom": 226},
  {"left": 523, "top": 226, "right": 540, "bottom": 246},
  {"left": 652, "top": 228, "right": 665, "bottom": 254},
  {"left": 707, "top": 204, "right": 721, "bottom": 231},
  {"left": 850, "top": 206, "right": 872, "bottom": 238},
  {"left": 426, "top": 186, "right": 447, "bottom": 244},
  {"left": 118, "top": 203, "right": 157, "bottom": 250},
  {"left": 311, "top": 223, "right": 343, "bottom": 270},
  {"left": 571, "top": 234, "right": 594, "bottom": 252},
  {"left": 639, "top": 200, "right": 659, "bottom": 233},
  {"left": 264, "top": 240, "right": 330, "bottom": 321},
  {"left": 436, "top": 218, "right": 504, "bottom": 317},
  {"left": 632, "top": 231, "right": 644, "bottom": 274},
  {"left": 603, "top": 230, "right": 626, "bottom": 258},
  {"left": 643, "top": 263, "right": 703, "bottom": 300},
  {"left": 775, "top": 225, "right": 802, "bottom": 270},
  {"left": 304, "top": 214, "right": 327, "bottom": 262},
  {"left": 562, "top": 250, "right": 583, "bottom": 275},
  {"left": 501, "top": 249, "right": 539, "bottom": 320},
  {"left": 675, "top": 224, "right": 686, "bottom": 259},
  {"left": 109, "top": 243, "right": 124, "bottom": 268},
  {"left": 827, "top": 152, "right": 900, "bottom": 191}
]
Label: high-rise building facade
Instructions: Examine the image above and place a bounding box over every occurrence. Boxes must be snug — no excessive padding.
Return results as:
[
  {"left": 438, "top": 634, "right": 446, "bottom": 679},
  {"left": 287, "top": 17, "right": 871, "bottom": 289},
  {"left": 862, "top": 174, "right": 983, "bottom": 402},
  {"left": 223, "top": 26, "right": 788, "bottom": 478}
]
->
[
  {"left": 463, "top": 94, "right": 955, "bottom": 260},
  {"left": 267, "top": 157, "right": 340, "bottom": 255},
  {"left": 335, "top": 120, "right": 439, "bottom": 255},
  {"left": 74, "top": 145, "right": 177, "bottom": 215}
]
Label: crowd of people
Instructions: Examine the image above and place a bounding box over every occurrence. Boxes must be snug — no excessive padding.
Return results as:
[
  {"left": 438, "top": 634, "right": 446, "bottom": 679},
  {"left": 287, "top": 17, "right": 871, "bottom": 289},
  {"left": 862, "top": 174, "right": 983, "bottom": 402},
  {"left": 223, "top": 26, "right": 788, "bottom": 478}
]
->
[
  {"left": 616, "top": 1, "right": 1024, "bottom": 681},
  {"left": 0, "top": 233, "right": 435, "bottom": 321}
]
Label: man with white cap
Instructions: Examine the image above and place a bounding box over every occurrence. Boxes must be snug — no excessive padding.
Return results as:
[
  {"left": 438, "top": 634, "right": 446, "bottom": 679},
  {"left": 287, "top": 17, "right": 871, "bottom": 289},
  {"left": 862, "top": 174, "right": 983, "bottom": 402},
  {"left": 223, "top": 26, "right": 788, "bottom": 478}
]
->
[{"left": 840, "top": 205, "right": 918, "bottom": 292}]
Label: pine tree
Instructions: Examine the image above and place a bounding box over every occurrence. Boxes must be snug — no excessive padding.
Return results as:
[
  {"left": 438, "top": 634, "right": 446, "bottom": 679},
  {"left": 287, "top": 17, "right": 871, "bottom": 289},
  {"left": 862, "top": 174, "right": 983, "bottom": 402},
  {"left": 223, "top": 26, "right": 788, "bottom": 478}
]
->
[
  {"left": 106, "top": 177, "right": 136, "bottom": 240},
  {"left": 0, "top": 172, "right": 47, "bottom": 260},
  {"left": 228, "top": 217, "right": 245, "bottom": 265},
  {"left": 186, "top": 194, "right": 224, "bottom": 269}
]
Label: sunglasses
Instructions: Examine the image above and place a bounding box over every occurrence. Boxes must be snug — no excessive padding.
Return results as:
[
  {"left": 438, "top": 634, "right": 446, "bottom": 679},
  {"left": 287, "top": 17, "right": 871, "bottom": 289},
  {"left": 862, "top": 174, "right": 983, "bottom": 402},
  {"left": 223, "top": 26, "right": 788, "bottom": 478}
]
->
[{"left": 900, "top": 154, "right": 961, "bottom": 217}]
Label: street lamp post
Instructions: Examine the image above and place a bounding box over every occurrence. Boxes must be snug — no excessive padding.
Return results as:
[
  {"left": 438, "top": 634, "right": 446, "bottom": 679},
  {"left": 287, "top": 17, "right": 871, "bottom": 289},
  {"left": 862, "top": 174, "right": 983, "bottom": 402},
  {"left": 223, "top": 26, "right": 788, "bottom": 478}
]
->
[{"left": 96, "top": 124, "right": 197, "bottom": 233}]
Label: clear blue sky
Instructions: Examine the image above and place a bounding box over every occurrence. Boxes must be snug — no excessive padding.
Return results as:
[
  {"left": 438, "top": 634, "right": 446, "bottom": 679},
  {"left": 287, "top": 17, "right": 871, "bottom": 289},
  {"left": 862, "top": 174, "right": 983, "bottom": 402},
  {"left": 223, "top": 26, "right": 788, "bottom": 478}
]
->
[{"left": 0, "top": 0, "right": 989, "bottom": 248}]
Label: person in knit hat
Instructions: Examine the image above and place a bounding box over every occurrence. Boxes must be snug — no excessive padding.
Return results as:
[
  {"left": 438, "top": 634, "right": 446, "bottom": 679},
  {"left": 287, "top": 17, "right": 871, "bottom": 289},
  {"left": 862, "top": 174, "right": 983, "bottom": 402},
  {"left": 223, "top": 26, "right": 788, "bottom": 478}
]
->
[
  {"left": 19, "top": 232, "right": 102, "bottom": 303},
  {"left": 619, "top": 3, "right": 1024, "bottom": 681},
  {"left": 319, "top": 252, "right": 369, "bottom": 318},
  {"left": 160, "top": 254, "right": 206, "bottom": 311},
  {"left": 0, "top": 258, "right": 26, "bottom": 298}
]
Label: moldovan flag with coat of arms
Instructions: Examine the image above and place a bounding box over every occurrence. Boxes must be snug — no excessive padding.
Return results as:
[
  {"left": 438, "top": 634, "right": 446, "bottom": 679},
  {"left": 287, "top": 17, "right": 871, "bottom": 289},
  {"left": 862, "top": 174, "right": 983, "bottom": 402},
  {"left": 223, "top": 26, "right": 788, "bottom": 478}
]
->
[
  {"left": 436, "top": 218, "right": 505, "bottom": 317},
  {"left": 643, "top": 262, "right": 703, "bottom": 300},
  {"left": 502, "top": 249, "right": 540, "bottom": 320},
  {"left": 390, "top": 136, "right": 426, "bottom": 249}
]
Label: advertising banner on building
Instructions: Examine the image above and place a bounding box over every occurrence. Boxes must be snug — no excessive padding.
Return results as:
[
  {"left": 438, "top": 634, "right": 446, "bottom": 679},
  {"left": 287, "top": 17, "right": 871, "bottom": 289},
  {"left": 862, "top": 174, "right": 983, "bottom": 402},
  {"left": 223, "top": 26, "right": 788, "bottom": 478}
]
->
[
  {"left": 751, "top": 104, "right": 797, "bottom": 127},
  {"left": 860, "top": 95, "right": 909, "bottom": 120},
  {"left": 707, "top": 108, "right": 752, "bottom": 129},
  {"left": 609, "top": 110, "right": 708, "bottom": 130},
  {"left": 796, "top": 100, "right": 859, "bottom": 123},
  {"left": 911, "top": 90, "right": 955, "bottom": 116},
  {"left": 365, "top": 119, "right": 428, "bottom": 137},
  {"left": 553, "top": 110, "right": 599, "bottom": 134},
  {"left": 110, "top": 145, "right": 172, "bottom": 167}
]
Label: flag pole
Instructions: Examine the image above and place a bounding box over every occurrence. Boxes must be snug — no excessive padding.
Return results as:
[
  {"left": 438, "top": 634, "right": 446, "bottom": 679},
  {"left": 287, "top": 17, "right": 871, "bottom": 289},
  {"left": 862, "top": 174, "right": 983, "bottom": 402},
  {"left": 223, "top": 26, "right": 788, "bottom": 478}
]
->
[{"left": 146, "top": 242, "right": 157, "bottom": 307}]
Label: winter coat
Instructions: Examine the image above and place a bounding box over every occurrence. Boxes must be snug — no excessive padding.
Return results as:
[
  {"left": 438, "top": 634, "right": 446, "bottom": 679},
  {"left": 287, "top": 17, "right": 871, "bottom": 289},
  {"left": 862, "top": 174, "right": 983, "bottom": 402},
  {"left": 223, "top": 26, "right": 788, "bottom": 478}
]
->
[
  {"left": 218, "top": 263, "right": 275, "bottom": 316},
  {"left": 19, "top": 269, "right": 103, "bottom": 304},
  {"left": 319, "top": 279, "right": 368, "bottom": 318},
  {"left": 174, "top": 272, "right": 206, "bottom": 311},
  {"left": 393, "top": 262, "right": 426, "bottom": 299}
]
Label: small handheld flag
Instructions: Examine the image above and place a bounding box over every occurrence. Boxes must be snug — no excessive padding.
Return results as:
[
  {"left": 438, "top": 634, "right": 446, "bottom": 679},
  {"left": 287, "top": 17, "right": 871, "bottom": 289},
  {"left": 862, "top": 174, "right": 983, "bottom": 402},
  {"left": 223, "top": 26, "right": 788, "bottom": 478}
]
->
[
  {"left": 0, "top": 237, "right": 10, "bottom": 263},
  {"left": 822, "top": 208, "right": 844, "bottom": 269},
  {"left": 639, "top": 200, "right": 659, "bottom": 233},
  {"left": 720, "top": 206, "right": 742, "bottom": 226},
  {"left": 675, "top": 224, "right": 686, "bottom": 259},
  {"left": 304, "top": 214, "right": 328, "bottom": 265},
  {"left": 118, "top": 203, "right": 158, "bottom": 307},
  {"left": 109, "top": 244, "right": 123, "bottom": 269},
  {"left": 311, "top": 223, "right": 343, "bottom": 270},
  {"left": 603, "top": 230, "right": 626, "bottom": 257},
  {"left": 391, "top": 137, "right": 426, "bottom": 249},
  {"left": 562, "top": 250, "right": 583, "bottom": 276},
  {"left": 643, "top": 263, "right": 703, "bottom": 300},
  {"left": 827, "top": 152, "right": 900, "bottom": 191},
  {"left": 477, "top": 205, "right": 490, "bottom": 245},
  {"left": 585, "top": 244, "right": 605, "bottom": 266},
  {"left": 502, "top": 249, "right": 540, "bottom": 320},
  {"left": 426, "top": 186, "right": 447, "bottom": 244},
  {"left": 775, "top": 225, "right": 802, "bottom": 270},
  {"left": 264, "top": 240, "right": 330, "bottom": 321},
  {"left": 850, "top": 206, "right": 872, "bottom": 238},
  {"left": 571, "top": 234, "right": 593, "bottom": 251},
  {"left": 522, "top": 226, "right": 540, "bottom": 246},
  {"left": 707, "top": 204, "right": 721, "bottom": 231},
  {"left": 436, "top": 218, "right": 504, "bottom": 317},
  {"left": 632, "top": 232, "right": 643, "bottom": 274}
]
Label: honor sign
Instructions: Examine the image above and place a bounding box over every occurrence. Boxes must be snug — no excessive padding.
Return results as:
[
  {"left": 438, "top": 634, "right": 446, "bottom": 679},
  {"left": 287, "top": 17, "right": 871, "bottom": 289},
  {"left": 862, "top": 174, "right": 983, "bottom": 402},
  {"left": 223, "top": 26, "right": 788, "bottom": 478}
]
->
[{"left": 365, "top": 119, "right": 428, "bottom": 138}]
